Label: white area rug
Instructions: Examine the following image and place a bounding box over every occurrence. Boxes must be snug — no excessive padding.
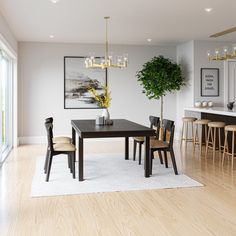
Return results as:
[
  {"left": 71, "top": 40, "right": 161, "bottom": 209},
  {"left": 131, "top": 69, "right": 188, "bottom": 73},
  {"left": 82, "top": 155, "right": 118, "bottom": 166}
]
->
[{"left": 31, "top": 153, "right": 203, "bottom": 197}]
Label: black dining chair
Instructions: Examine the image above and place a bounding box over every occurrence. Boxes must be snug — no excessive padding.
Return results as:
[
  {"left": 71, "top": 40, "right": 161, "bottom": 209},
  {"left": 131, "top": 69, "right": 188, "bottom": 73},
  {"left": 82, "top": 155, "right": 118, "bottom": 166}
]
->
[
  {"left": 150, "top": 120, "right": 178, "bottom": 175},
  {"left": 133, "top": 116, "right": 160, "bottom": 164},
  {"left": 44, "top": 117, "right": 73, "bottom": 174},
  {"left": 44, "top": 121, "right": 76, "bottom": 182}
]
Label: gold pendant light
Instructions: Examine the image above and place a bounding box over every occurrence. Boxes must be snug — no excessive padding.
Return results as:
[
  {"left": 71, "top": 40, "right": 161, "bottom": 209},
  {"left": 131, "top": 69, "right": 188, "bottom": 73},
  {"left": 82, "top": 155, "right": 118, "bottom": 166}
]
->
[{"left": 85, "top": 17, "right": 128, "bottom": 69}]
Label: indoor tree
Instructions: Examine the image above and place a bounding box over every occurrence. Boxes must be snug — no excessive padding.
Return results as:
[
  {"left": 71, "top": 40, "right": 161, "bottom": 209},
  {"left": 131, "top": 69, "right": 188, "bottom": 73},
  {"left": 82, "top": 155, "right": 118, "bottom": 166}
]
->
[{"left": 136, "top": 55, "right": 185, "bottom": 127}]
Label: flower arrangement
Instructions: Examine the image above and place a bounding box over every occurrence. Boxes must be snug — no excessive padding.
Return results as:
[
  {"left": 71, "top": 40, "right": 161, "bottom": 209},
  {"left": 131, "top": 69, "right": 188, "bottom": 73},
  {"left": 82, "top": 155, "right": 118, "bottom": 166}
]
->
[{"left": 89, "top": 86, "right": 112, "bottom": 108}]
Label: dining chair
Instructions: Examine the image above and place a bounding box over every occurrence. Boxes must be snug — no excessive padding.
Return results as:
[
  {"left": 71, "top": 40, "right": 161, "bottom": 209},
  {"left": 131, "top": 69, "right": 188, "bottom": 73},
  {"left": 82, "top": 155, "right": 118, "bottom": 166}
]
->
[
  {"left": 44, "top": 117, "right": 73, "bottom": 174},
  {"left": 133, "top": 116, "right": 160, "bottom": 164},
  {"left": 150, "top": 120, "right": 178, "bottom": 175},
  {"left": 45, "top": 121, "right": 76, "bottom": 182}
]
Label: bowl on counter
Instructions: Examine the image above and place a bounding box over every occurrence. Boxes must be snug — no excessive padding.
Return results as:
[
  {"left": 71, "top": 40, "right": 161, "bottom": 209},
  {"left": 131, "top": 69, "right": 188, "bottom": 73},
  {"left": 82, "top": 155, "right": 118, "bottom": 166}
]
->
[
  {"left": 194, "top": 101, "right": 202, "bottom": 107},
  {"left": 208, "top": 101, "right": 214, "bottom": 107},
  {"left": 201, "top": 101, "right": 208, "bottom": 107}
]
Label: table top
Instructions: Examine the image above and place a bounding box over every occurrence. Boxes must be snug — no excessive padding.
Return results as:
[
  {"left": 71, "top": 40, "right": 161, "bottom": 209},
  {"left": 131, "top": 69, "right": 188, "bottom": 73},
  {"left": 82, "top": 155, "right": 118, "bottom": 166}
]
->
[{"left": 71, "top": 119, "right": 156, "bottom": 138}]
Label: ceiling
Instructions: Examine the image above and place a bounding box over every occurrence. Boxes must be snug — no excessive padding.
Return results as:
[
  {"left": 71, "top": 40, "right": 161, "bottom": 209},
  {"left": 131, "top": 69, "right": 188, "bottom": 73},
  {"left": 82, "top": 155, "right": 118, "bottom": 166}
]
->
[{"left": 0, "top": 0, "right": 236, "bottom": 45}]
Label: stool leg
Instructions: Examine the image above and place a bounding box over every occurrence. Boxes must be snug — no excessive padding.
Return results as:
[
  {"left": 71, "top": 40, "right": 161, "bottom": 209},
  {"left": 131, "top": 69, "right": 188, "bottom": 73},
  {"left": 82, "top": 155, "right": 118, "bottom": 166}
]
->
[
  {"left": 205, "top": 127, "right": 211, "bottom": 159},
  {"left": 204, "top": 124, "right": 207, "bottom": 145},
  {"left": 194, "top": 124, "right": 198, "bottom": 151},
  {"left": 186, "top": 122, "right": 188, "bottom": 148},
  {"left": 218, "top": 128, "right": 222, "bottom": 157},
  {"left": 199, "top": 124, "right": 203, "bottom": 154},
  {"left": 213, "top": 127, "right": 216, "bottom": 162},
  {"left": 180, "top": 122, "right": 184, "bottom": 147},
  {"left": 191, "top": 122, "right": 194, "bottom": 148},
  {"left": 222, "top": 130, "right": 228, "bottom": 166},
  {"left": 232, "top": 131, "right": 235, "bottom": 170}
]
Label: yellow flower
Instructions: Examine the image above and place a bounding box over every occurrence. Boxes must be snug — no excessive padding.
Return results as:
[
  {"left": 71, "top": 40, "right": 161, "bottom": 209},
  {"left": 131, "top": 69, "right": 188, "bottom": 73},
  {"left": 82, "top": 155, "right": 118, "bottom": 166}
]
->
[{"left": 88, "top": 86, "right": 112, "bottom": 108}]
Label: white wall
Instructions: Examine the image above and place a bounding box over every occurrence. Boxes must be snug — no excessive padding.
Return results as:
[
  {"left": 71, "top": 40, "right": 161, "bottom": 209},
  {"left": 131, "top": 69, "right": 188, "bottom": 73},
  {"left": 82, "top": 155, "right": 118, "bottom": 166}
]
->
[
  {"left": 194, "top": 40, "right": 234, "bottom": 106},
  {"left": 176, "top": 41, "right": 194, "bottom": 138},
  {"left": 18, "top": 42, "right": 177, "bottom": 140}
]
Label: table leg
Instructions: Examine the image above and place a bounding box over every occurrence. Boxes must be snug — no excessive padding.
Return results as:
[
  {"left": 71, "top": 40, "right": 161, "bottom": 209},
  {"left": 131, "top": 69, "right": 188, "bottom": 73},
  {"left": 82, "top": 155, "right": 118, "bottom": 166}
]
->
[
  {"left": 145, "top": 136, "right": 150, "bottom": 178},
  {"left": 78, "top": 136, "right": 84, "bottom": 181},
  {"left": 72, "top": 127, "right": 76, "bottom": 144},
  {"left": 72, "top": 127, "right": 76, "bottom": 161},
  {"left": 125, "top": 137, "right": 129, "bottom": 160}
]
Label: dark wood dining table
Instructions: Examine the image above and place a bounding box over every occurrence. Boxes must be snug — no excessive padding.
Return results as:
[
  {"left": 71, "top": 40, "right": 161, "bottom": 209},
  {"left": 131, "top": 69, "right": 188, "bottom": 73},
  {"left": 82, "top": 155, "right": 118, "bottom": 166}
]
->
[{"left": 71, "top": 119, "right": 156, "bottom": 181}]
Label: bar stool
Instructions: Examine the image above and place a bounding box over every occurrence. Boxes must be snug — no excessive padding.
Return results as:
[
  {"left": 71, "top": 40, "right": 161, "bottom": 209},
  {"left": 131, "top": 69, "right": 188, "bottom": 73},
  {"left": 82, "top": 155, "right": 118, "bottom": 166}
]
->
[
  {"left": 180, "top": 117, "right": 197, "bottom": 147},
  {"left": 205, "top": 121, "right": 226, "bottom": 161},
  {"left": 193, "top": 119, "right": 211, "bottom": 153},
  {"left": 222, "top": 125, "right": 236, "bottom": 170}
]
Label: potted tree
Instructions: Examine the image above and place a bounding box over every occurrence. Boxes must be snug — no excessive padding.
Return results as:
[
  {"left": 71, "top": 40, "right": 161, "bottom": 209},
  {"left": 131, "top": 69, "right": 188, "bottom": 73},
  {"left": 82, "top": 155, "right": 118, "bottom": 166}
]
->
[{"left": 136, "top": 55, "right": 185, "bottom": 134}]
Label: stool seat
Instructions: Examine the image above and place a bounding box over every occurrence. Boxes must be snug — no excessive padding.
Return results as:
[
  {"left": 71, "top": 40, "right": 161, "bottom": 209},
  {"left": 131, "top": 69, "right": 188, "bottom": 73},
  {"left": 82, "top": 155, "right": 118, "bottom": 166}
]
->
[
  {"left": 194, "top": 119, "right": 211, "bottom": 125},
  {"left": 225, "top": 125, "right": 236, "bottom": 132},
  {"left": 208, "top": 122, "right": 226, "bottom": 128},
  {"left": 182, "top": 117, "right": 197, "bottom": 122}
]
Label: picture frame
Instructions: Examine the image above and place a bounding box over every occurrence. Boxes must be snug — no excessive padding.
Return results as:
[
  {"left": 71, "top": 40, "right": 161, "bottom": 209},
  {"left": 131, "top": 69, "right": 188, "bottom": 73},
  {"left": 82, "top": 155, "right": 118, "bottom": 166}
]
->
[
  {"left": 200, "top": 68, "right": 219, "bottom": 97},
  {"left": 64, "top": 56, "right": 107, "bottom": 109}
]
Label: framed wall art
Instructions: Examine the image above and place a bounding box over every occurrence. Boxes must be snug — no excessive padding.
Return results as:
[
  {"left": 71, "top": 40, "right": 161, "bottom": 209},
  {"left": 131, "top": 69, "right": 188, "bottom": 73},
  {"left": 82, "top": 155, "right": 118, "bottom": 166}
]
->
[
  {"left": 64, "top": 56, "right": 107, "bottom": 109},
  {"left": 201, "top": 68, "right": 219, "bottom": 97}
]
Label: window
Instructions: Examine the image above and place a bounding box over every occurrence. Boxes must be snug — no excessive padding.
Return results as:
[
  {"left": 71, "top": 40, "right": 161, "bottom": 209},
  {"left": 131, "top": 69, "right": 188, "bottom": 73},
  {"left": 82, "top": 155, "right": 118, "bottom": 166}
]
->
[{"left": 0, "top": 49, "right": 14, "bottom": 163}]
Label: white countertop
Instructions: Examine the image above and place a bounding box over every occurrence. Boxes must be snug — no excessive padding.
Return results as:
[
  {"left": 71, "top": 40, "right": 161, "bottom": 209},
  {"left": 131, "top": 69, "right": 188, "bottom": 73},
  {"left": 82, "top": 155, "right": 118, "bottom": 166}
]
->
[{"left": 184, "top": 107, "right": 236, "bottom": 117}]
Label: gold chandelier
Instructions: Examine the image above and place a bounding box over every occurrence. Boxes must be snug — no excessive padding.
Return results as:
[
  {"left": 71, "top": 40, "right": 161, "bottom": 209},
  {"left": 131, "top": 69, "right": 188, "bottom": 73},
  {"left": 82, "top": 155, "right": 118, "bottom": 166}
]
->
[
  {"left": 85, "top": 16, "right": 128, "bottom": 69},
  {"left": 207, "top": 46, "right": 236, "bottom": 61}
]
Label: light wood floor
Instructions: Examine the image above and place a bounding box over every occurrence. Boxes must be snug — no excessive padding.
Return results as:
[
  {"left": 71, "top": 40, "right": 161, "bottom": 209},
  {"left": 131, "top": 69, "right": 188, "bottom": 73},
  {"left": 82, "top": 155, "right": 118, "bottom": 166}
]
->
[{"left": 1, "top": 141, "right": 236, "bottom": 236}]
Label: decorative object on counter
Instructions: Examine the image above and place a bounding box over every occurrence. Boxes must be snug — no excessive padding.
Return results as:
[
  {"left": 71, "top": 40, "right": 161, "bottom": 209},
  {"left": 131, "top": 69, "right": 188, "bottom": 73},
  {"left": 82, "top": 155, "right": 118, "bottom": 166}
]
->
[
  {"left": 89, "top": 86, "right": 113, "bottom": 125},
  {"left": 136, "top": 55, "right": 185, "bottom": 129},
  {"left": 201, "top": 68, "right": 219, "bottom": 97},
  {"left": 208, "top": 101, "right": 214, "bottom": 107},
  {"left": 201, "top": 101, "right": 208, "bottom": 107},
  {"left": 96, "top": 116, "right": 105, "bottom": 126},
  {"left": 194, "top": 101, "right": 202, "bottom": 107},
  {"left": 64, "top": 56, "right": 107, "bottom": 109},
  {"left": 227, "top": 101, "right": 234, "bottom": 110}
]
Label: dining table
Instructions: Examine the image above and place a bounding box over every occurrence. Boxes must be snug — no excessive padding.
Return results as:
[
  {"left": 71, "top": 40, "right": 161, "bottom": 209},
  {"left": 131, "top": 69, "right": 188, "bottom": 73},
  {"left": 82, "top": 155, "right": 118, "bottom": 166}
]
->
[{"left": 71, "top": 119, "right": 156, "bottom": 181}]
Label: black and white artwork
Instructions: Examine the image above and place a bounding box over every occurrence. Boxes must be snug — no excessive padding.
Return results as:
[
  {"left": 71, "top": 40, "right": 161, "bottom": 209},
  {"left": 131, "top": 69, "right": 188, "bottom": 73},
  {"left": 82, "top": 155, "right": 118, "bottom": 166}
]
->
[
  {"left": 201, "top": 68, "right": 219, "bottom": 97},
  {"left": 64, "top": 56, "right": 107, "bottom": 109}
]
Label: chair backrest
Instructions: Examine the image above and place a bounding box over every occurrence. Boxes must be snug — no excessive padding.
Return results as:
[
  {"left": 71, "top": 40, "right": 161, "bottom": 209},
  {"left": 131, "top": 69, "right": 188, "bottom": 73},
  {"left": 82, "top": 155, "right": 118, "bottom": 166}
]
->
[
  {"left": 45, "top": 121, "right": 54, "bottom": 152},
  {"left": 149, "top": 116, "right": 160, "bottom": 137},
  {"left": 168, "top": 125, "right": 175, "bottom": 147},
  {"left": 45, "top": 117, "right": 53, "bottom": 123},
  {"left": 162, "top": 119, "right": 174, "bottom": 143}
]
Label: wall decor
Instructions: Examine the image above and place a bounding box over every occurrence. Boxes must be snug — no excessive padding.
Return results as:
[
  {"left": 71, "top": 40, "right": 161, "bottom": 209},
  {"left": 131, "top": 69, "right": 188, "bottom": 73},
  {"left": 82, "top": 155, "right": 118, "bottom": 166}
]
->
[
  {"left": 64, "top": 56, "right": 107, "bottom": 109},
  {"left": 201, "top": 68, "right": 219, "bottom": 97}
]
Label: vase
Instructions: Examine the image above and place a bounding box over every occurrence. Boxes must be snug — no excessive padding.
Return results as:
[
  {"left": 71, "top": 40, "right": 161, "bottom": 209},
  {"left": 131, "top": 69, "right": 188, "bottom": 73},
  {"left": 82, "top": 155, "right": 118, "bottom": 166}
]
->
[{"left": 102, "top": 108, "right": 110, "bottom": 123}]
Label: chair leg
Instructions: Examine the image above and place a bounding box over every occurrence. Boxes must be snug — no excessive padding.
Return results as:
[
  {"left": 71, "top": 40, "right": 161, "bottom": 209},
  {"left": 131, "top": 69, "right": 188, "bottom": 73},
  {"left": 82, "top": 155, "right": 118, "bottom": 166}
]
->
[
  {"left": 133, "top": 140, "right": 137, "bottom": 161},
  {"left": 69, "top": 154, "right": 72, "bottom": 173},
  {"left": 158, "top": 150, "right": 163, "bottom": 164},
  {"left": 164, "top": 151, "right": 168, "bottom": 168},
  {"left": 170, "top": 149, "right": 178, "bottom": 175},
  {"left": 71, "top": 152, "right": 75, "bottom": 179},
  {"left": 46, "top": 152, "right": 53, "bottom": 182},
  {"left": 139, "top": 143, "right": 142, "bottom": 165},
  {"left": 150, "top": 150, "right": 154, "bottom": 175},
  {"left": 44, "top": 149, "right": 49, "bottom": 174},
  {"left": 68, "top": 155, "right": 71, "bottom": 170}
]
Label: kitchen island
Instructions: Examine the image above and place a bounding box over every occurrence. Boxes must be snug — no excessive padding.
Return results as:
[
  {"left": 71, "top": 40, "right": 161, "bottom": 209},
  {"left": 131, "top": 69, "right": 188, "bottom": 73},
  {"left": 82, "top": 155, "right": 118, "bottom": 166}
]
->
[{"left": 185, "top": 107, "right": 236, "bottom": 150}]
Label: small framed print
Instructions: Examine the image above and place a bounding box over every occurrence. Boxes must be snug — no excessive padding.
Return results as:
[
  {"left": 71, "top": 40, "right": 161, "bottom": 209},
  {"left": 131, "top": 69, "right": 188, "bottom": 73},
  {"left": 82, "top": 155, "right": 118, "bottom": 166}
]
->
[{"left": 201, "top": 68, "right": 219, "bottom": 97}]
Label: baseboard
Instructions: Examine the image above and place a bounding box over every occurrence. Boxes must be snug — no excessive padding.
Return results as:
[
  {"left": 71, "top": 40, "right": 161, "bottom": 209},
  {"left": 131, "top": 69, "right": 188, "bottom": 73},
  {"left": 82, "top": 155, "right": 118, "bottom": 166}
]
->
[{"left": 18, "top": 136, "right": 127, "bottom": 145}]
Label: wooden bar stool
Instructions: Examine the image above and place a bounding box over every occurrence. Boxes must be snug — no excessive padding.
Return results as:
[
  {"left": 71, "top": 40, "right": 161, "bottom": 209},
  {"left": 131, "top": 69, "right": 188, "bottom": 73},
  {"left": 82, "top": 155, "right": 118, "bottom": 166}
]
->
[
  {"left": 193, "top": 119, "right": 211, "bottom": 153},
  {"left": 222, "top": 125, "right": 236, "bottom": 169},
  {"left": 180, "top": 117, "right": 197, "bottom": 147},
  {"left": 205, "top": 122, "right": 226, "bottom": 161}
]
